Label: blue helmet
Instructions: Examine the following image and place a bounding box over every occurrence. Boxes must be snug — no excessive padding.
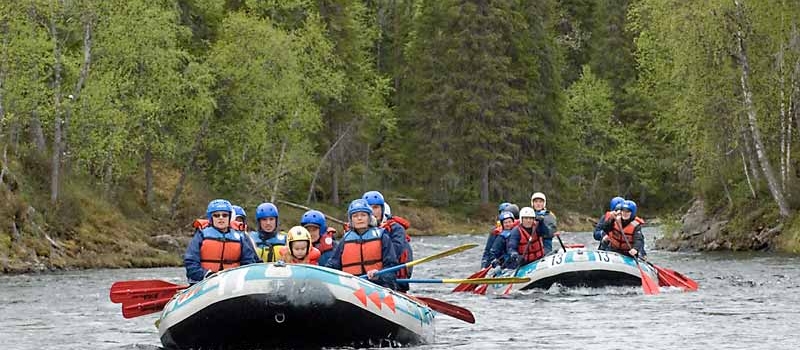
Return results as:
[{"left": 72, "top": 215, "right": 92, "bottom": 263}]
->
[
  {"left": 609, "top": 196, "right": 625, "bottom": 211},
  {"left": 206, "top": 199, "right": 233, "bottom": 220},
  {"left": 255, "top": 203, "right": 279, "bottom": 220},
  {"left": 362, "top": 191, "right": 385, "bottom": 215},
  {"left": 232, "top": 205, "right": 246, "bottom": 218},
  {"left": 498, "top": 210, "right": 515, "bottom": 223},
  {"left": 621, "top": 200, "right": 637, "bottom": 217},
  {"left": 347, "top": 198, "right": 373, "bottom": 221},
  {"left": 498, "top": 202, "right": 511, "bottom": 213},
  {"left": 300, "top": 210, "right": 327, "bottom": 234}
]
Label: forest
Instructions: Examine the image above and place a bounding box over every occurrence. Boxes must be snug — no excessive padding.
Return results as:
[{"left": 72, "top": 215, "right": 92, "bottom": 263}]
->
[{"left": 1, "top": 0, "right": 799, "bottom": 271}]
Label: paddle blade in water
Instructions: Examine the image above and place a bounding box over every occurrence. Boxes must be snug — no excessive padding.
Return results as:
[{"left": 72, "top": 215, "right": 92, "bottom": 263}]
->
[
  {"left": 652, "top": 263, "right": 698, "bottom": 291},
  {"left": 413, "top": 296, "right": 475, "bottom": 324},
  {"left": 638, "top": 264, "right": 660, "bottom": 295},
  {"left": 452, "top": 267, "right": 489, "bottom": 293}
]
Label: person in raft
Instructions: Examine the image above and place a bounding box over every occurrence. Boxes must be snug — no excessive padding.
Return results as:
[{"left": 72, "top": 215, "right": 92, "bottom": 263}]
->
[
  {"left": 599, "top": 200, "right": 645, "bottom": 258},
  {"left": 184, "top": 199, "right": 260, "bottom": 284},
  {"left": 504, "top": 207, "right": 551, "bottom": 269},
  {"left": 486, "top": 210, "right": 518, "bottom": 268},
  {"left": 326, "top": 198, "right": 399, "bottom": 290},
  {"left": 594, "top": 196, "right": 625, "bottom": 250},
  {"left": 232, "top": 205, "right": 249, "bottom": 232},
  {"left": 300, "top": 210, "right": 338, "bottom": 266},
  {"left": 530, "top": 192, "right": 557, "bottom": 254},
  {"left": 363, "top": 190, "right": 414, "bottom": 292},
  {"left": 248, "top": 202, "right": 287, "bottom": 263},
  {"left": 278, "top": 226, "right": 321, "bottom": 265},
  {"left": 481, "top": 203, "right": 517, "bottom": 268}
]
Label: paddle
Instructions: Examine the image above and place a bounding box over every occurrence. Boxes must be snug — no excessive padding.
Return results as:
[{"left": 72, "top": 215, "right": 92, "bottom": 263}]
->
[
  {"left": 398, "top": 276, "right": 530, "bottom": 284},
  {"left": 360, "top": 243, "right": 478, "bottom": 278},
  {"left": 412, "top": 296, "right": 475, "bottom": 324},
  {"left": 555, "top": 232, "right": 567, "bottom": 253},
  {"left": 122, "top": 296, "right": 175, "bottom": 319},
  {"left": 451, "top": 266, "right": 490, "bottom": 293},
  {"left": 616, "top": 217, "right": 659, "bottom": 295},
  {"left": 647, "top": 262, "right": 699, "bottom": 291},
  {"left": 110, "top": 280, "right": 187, "bottom": 304}
]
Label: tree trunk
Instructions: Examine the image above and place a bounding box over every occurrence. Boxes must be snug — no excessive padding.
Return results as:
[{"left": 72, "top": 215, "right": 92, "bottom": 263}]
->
[
  {"left": 62, "top": 14, "right": 93, "bottom": 172},
  {"left": 144, "top": 145, "right": 154, "bottom": 209},
  {"left": 480, "top": 159, "right": 489, "bottom": 204},
  {"left": 740, "top": 148, "right": 757, "bottom": 198},
  {"left": 306, "top": 121, "right": 353, "bottom": 204},
  {"left": 779, "top": 44, "right": 787, "bottom": 191},
  {"left": 0, "top": 18, "right": 7, "bottom": 126},
  {"left": 735, "top": 1, "right": 791, "bottom": 217},
  {"left": 170, "top": 117, "right": 208, "bottom": 218},
  {"left": 269, "top": 139, "right": 287, "bottom": 203},
  {"left": 49, "top": 6, "right": 64, "bottom": 206},
  {"left": 331, "top": 161, "right": 340, "bottom": 206}
]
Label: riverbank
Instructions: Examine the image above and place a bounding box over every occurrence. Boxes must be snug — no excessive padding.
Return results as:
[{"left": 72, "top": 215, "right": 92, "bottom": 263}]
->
[
  {"left": 655, "top": 199, "right": 800, "bottom": 254},
  {"left": 0, "top": 180, "right": 595, "bottom": 274}
]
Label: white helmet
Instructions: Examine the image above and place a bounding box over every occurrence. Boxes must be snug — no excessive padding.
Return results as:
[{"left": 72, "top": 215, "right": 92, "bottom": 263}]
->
[
  {"left": 531, "top": 192, "right": 547, "bottom": 208},
  {"left": 384, "top": 202, "right": 392, "bottom": 217},
  {"left": 519, "top": 207, "right": 536, "bottom": 218}
]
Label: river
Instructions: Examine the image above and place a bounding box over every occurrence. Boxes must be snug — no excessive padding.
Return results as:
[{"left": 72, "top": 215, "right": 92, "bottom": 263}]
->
[{"left": 1, "top": 228, "right": 799, "bottom": 349}]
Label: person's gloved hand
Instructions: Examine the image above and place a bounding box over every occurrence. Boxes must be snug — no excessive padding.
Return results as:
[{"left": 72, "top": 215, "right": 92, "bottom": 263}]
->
[
  {"left": 481, "top": 259, "right": 489, "bottom": 269},
  {"left": 509, "top": 253, "right": 520, "bottom": 266}
]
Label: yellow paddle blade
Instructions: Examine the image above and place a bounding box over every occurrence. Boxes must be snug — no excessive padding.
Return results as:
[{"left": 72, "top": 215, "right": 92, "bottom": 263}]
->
[
  {"left": 405, "top": 243, "right": 478, "bottom": 268},
  {"left": 440, "top": 276, "right": 531, "bottom": 285}
]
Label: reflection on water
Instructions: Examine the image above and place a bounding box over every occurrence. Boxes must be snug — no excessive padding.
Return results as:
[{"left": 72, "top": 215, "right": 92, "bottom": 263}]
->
[{"left": 1, "top": 229, "right": 799, "bottom": 349}]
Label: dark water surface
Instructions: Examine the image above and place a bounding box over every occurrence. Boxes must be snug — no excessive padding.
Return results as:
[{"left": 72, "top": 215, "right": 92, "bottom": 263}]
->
[{"left": 2, "top": 229, "right": 799, "bottom": 349}]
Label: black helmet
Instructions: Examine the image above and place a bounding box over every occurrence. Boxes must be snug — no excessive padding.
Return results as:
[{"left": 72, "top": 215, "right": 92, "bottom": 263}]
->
[{"left": 505, "top": 204, "right": 520, "bottom": 219}]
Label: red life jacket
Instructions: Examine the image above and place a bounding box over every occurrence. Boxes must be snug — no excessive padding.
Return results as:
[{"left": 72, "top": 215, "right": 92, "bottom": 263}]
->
[
  {"left": 199, "top": 227, "right": 243, "bottom": 272},
  {"left": 607, "top": 218, "right": 643, "bottom": 252},
  {"left": 492, "top": 219, "right": 520, "bottom": 235},
  {"left": 517, "top": 224, "right": 545, "bottom": 263},
  {"left": 278, "top": 246, "right": 321, "bottom": 265},
  {"left": 341, "top": 228, "right": 384, "bottom": 275},
  {"left": 193, "top": 218, "right": 245, "bottom": 231},
  {"left": 315, "top": 228, "right": 337, "bottom": 253},
  {"left": 381, "top": 216, "right": 412, "bottom": 278}
]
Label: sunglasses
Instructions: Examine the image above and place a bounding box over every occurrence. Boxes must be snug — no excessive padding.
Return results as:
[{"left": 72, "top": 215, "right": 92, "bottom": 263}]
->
[{"left": 212, "top": 213, "right": 230, "bottom": 218}]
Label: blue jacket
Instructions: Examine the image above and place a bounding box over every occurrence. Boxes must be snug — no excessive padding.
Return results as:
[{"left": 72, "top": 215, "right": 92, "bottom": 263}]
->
[
  {"left": 184, "top": 227, "right": 260, "bottom": 284},
  {"left": 316, "top": 241, "right": 337, "bottom": 267},
  {"left": 594, "top": 213, "right": 609, "bottom": 241},
  {"left": 481, "top": 228, "right": 500, "bottom": 268},
  {"left": 488, "top": 230, "right": 513, "bottom": 266},
  {"left": 325, "top": 227, "right": 399, "bottom": 290},
  {"left": 383, "top": 219, "right": 413, "bottom": 292}
]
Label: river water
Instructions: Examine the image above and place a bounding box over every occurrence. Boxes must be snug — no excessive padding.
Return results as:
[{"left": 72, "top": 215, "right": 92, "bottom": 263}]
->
[{"left": 1, "top": 228, "right": 799, "bottom": 349}]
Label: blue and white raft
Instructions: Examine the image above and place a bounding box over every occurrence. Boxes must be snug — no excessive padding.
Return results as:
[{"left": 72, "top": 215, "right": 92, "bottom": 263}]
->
[
  {"left": 490, "top": 249, "right": 659, "bottom": 293},
  {"left": 157, "top": 263, "right": 435, "bottom": 349}
]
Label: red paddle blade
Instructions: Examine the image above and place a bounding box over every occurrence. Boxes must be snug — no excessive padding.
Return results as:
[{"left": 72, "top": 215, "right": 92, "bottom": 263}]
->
[
  {"left": 473, "top": 283, "right": 488, "bottom": 295},
  {"left": 121, "top": 296, "right": 173, "bottom": 318},
  {"left": 110, "top": 280, "right": 187, "bottom": 304},
  {"left": 413, "top": 296, "right": 475, "bottom": 324},
  {"left": 637, "top": 264, "right": 660, "bottom": 295},
  {"left": 653, "top": 265, "right": 699, "bottom": 291},
  {"left": 452, "top": 267, "right": 489, "bottom": 293}
]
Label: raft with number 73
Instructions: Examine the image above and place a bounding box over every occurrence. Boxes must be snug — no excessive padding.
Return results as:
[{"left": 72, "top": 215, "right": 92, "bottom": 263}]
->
[{"left": 489, "top": 249, "right": 660, "bottom": 293}]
